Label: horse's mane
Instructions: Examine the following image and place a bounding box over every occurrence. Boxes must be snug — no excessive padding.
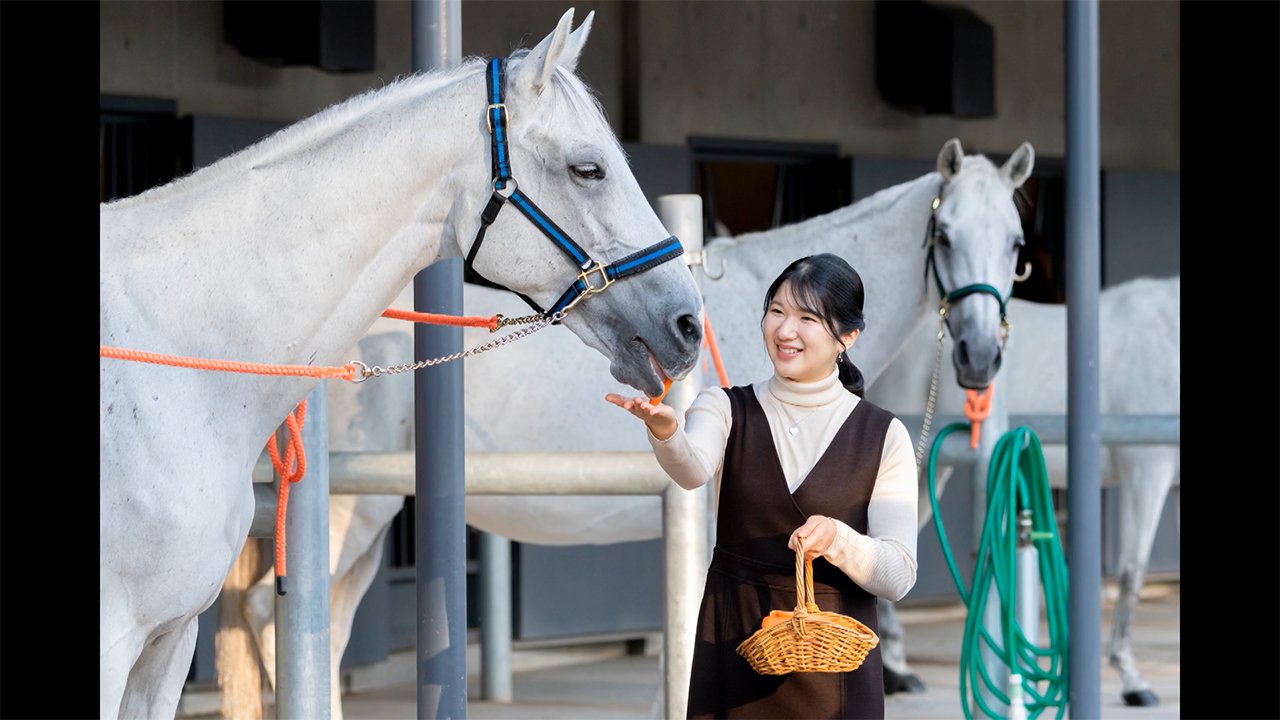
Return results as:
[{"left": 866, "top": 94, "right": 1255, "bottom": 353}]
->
[
  {"left": 103, "top": 59, "right": 490, "bottom": 210},
  {"left": 726, "top": 173, "right": 938, "bottom": 247},
  {"left": 547, "top": 64, "right": 626, "bottom": 158},
  {"left": 104, "top": 51, "right": 618, "bottom": 211}
]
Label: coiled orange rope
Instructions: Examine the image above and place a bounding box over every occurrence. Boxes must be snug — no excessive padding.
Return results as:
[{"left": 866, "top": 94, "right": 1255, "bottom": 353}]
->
[
  {"left": 267, "top": 400, "right": 307, "bottom": 594},
  {"left": 964, "top": 383, "right": 995, "bottom": 449}
]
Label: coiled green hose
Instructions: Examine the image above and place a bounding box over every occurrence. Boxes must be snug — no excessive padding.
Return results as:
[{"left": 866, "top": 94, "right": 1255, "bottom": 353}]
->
[{"left": 927, "top": 423, "right": 1070, "bottom": 720}]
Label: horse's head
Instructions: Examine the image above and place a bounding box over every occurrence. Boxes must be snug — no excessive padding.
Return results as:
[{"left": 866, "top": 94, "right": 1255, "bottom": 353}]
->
[
  {"left": 928, "top": 138, "right": 1035, "bottom": 389},
  {"left": 460, "top": 9, "right": 702, "bottom": 397}
]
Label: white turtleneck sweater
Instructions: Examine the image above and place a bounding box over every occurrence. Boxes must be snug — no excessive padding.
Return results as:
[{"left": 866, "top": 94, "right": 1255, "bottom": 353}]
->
[{"left": 646, "top": 368, "right": 919, "bottom": 602}]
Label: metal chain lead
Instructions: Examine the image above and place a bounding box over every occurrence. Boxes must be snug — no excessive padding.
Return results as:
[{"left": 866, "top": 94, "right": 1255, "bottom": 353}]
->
[
  {"left": 914, "top": 305, "right": 949, "bottom": 473},
  {"left": 350, "top": 312, "right": 562, "bottom": 382},
  {"left": 492, "top": 312, "right": 546, "bottom": 331}
]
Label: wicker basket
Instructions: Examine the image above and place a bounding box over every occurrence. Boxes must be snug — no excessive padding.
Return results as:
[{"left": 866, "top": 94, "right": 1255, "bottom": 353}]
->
[{"left": 735, "top": 539, "right": 879, "bottom": 675}]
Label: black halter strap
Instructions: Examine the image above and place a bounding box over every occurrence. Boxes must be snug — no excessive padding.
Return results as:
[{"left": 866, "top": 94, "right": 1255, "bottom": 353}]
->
[{"left": 463, "top": 58, "right": 685, "bottom": 320}]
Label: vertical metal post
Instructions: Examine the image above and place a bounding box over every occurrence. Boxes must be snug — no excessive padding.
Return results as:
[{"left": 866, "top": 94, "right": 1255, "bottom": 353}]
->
[
  {"left": 479, "top": 532, "right": 513, "bottom": 702},
  {"left": 657, "top": 195, "right": 709, "bottom": 720},
  {"left": 275, "top": 385, "right": 332, "bottom": 719},
  {"left": 1017, "top": 519, "right": 1042, "bottom": 695},
  {"left": 1065, "top": 2, "right": 1103, "bottom": 717},
  {"left": 411, "top": 2, "right": 464, "bottom": 718}
]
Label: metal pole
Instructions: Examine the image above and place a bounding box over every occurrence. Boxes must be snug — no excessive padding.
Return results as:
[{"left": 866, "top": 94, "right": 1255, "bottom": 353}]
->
[
  {"left": 657, "top": 195, "right": 709, "bottom": 720},
  {"left": 275, "top": 385, "right": 332, "bottom": 719},
  {"left": 479, "top": 532, "right": 513, "bottom": 702},
  {"left": 1065, "top": 1, "right": 1103, "bottom": 717},
  {"left": 412, "top": 2, "right": 464, "bottom": 718}
]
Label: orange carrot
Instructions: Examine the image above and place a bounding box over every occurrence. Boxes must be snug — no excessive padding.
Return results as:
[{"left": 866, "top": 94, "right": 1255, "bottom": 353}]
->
[{"left": 649, "top": 377, "right": 673, "bottom": 405}]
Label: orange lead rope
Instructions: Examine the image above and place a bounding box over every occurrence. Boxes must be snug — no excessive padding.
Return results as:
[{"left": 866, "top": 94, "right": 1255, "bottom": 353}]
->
[
  {"left": 703, "top": 309, "right": 731, "bottom": 388},
  {"left": 963, "top": 383, "right": 995, "bottom": 449},
  {"left": 103, "top": 307, "right": 515, "bottom": 597}
]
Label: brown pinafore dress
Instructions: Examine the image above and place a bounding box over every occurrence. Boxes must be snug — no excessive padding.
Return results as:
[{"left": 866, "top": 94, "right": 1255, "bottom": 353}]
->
[{"left": 686, "top": 385, "right": 894, "bottom": 720}]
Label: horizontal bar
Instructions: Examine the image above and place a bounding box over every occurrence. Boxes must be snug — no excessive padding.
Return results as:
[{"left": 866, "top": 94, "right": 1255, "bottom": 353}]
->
[
  {"left": 250, "top": 415, "right": 1179, "bottom": 494},
  {"left": 253, "top": 451, "right": 672, "bottom": 496}
]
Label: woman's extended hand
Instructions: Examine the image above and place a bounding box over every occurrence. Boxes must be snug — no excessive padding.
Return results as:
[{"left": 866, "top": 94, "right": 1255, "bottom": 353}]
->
[
  {"left": 788, "top": 515, "right": 838, "bottom": 561},
  {"left": 604, "top": 393, "right": 679, "bottom": 441}
]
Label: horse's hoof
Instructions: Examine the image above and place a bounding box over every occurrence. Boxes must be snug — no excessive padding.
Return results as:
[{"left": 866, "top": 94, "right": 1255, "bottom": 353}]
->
[
  {"left": 1122, "top": 689, "right": 1160, "bottom": 707},
  {"left": 884, "top": 667, "right": 927, "bottom": 695}
]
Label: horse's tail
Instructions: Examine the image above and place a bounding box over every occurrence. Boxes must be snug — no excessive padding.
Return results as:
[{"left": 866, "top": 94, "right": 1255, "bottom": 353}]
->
[{"left": 217, "top": 537, "right": 271, "bottom": 720}]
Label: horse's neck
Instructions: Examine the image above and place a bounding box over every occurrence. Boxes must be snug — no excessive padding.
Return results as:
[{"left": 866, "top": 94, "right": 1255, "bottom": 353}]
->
[
  {"left": 100, "top": 71, "right": 485, "bottom": 444},
  {"left": 719, "top": 174, "right": 941, "bottom": 383}
]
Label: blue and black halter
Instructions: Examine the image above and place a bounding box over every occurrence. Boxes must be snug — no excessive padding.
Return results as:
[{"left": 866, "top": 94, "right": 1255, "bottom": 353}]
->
[
  {"left": 464, "top": 58, "right": 685, "bottom": 321},
  {"left": 922, "top": 193, "right": 1011, "bottom": 345}
]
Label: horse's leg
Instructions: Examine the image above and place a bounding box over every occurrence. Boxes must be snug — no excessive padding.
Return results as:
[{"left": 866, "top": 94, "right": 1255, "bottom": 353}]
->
[
  {"left": 878, "top": 598, "right": 926, "bottom": 694},
  {"left": 101, "top": 613, "right": 146, "bottom": 720},
  {"left": 326, "top": 521, "right": 395, "bottom": 720},
  {"left": 119, "top": 619, "right": 200, "bottom": 720},
  {"left": 244, "top": 576, "right": 280, "bottom": 691},
  {"left": 917, "top": 464, "right": 955, "bottom": 532},
  {"left": 880, "top": 464, "right": 956, "bottom": 694},
  {"left": 218, "top": 538, "right": 270, "bottom": 720},
  {"left": 1107, "top": 447, "right": 1175, "bottom": 707}
]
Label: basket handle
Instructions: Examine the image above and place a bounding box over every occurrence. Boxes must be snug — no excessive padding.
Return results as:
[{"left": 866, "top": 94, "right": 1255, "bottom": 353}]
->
[{"left": 793, "top": 538, "right": 820, "bottom": 615}]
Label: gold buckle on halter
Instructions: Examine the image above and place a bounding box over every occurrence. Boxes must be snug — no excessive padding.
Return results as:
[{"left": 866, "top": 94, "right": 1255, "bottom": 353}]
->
[
  {"left": 579, "top": 261, "right": 613, "bottom": 293},
  {"left": 486, "top": 103, "right": 509, "bottom": 133},
  {"left": 560, "top": 261, "right": 615, "bottom": 315}
]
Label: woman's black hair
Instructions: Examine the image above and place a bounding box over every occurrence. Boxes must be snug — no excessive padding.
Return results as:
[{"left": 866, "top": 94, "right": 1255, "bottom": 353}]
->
[{"left": 761, "top": 253, "right": 867, "bottom": 397}]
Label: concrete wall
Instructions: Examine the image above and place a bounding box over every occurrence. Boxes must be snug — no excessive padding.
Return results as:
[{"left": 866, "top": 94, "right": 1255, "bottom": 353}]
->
[{"left": 100, "top": 0, "right": 1178, "bottom": 172}]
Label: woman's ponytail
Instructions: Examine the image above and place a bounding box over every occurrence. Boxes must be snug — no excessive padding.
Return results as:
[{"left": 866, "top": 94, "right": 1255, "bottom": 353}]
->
[{"left": 837, "top": 351, "right": 865, "bottom": 398}]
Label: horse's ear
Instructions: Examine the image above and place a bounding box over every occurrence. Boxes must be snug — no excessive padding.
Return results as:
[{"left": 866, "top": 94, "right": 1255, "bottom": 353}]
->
[
  {"left": 937, "top": 138, "right": 964, "bottom": 181},
  {"left": 559, "top": 10, "right": 595, "bottom": 74},
  {"left": 1000, "top": 142, "right": 1035, "bottom": 189},
  {"left": 511, "top": 8, "right": 577, "bottom": 97}
]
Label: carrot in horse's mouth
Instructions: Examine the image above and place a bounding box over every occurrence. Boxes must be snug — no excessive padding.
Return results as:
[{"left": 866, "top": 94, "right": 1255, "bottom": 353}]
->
[{"left": 649, "top": 376, "right": 673, "bottom": 405}]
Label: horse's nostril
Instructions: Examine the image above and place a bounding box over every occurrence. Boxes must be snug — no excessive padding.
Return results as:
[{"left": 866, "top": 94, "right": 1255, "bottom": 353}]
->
[
  {"left": 676, "top": 313, "right": 702, "bottom": 344},
  {"left": 956, "top": 339, "right": 970, "bottom": 366}
]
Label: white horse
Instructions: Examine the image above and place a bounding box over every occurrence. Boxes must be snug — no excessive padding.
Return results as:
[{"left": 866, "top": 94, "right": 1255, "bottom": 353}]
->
[
  {"left": 226, "top": 137, "right": 1035, "bottom": 716},
  {"left": 99, "top": 9, "right": 707, "bottom": 719},
  {"left": 865, "top": 274, "right": 1180, "bottom": 707}
]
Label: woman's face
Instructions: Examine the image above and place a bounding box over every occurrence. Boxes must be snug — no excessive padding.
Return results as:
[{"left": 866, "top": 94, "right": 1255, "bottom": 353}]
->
[{"left": 762, "top": 282, "right": 858, "bottom": 383}]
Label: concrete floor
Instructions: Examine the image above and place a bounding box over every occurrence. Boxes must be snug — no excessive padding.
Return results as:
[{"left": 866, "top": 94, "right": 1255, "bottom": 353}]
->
[{"left": 316, "top": 581, "right": 1180, "bottom": 720}]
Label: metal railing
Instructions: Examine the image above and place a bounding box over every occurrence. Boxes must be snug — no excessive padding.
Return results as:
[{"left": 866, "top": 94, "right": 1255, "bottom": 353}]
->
[{"left": 248, "top": 412, "right": 1178, "bottom": 717}]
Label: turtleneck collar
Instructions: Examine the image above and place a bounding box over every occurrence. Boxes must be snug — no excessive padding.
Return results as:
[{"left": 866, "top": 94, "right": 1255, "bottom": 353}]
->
[{"left": 768, "top": 366, "right": 849, "bottom": 408}]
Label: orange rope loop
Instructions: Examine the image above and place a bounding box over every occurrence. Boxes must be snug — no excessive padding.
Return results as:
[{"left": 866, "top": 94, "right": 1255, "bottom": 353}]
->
[
  {"left": 963, "top": 382, "right": 995, "bottom": 449},
  {"left": 267, "top": 400, "right": 308, "bottom": 595}
]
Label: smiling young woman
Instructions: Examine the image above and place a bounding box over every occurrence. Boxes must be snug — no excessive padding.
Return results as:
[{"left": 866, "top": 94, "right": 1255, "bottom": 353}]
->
[{"left": 606, "top": 253, "right": 920, "bottom": 719}]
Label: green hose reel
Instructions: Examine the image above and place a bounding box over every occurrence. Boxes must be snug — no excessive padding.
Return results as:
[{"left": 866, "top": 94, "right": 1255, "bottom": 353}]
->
[{"left": 927, "top": 423, "right": 1070, "bottom": 720}]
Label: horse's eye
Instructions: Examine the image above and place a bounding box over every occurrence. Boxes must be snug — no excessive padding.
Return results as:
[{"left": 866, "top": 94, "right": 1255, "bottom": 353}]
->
[
  {"left": 934, "top": 230, "right": 951, "bottom": 248},
  {"left": 570, "top": 163, "right": 605, "bottom": 180}
]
